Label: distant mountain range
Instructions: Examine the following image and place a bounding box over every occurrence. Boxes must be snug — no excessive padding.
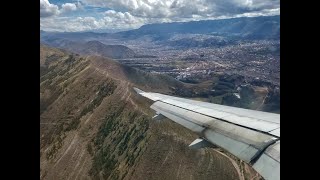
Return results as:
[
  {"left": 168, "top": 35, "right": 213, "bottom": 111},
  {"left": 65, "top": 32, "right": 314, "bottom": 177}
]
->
[
  {"left": 41, "top": 15, "right": 280, "bottom": 53},
  {"left": 117, "top": 15, "right": 280, "bottom": 40},
  {"left": 41, "top": 15, "right": 279, "bottom": 41}
]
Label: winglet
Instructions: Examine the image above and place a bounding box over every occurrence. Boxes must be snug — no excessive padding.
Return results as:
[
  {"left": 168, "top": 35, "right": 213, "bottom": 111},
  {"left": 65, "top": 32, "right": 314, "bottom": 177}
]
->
[{"left": 189, "top": 138, "right": 211, "bottom": 149}]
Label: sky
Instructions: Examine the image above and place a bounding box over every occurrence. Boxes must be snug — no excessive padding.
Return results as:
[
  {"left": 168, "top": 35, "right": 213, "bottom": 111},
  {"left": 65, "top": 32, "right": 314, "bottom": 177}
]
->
[{"left": 40, "top": 0, "right": 280, "bottom": 32}]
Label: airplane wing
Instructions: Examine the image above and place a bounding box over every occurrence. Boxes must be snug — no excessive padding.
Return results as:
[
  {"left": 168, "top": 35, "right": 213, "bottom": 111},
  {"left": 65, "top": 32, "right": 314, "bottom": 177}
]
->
[{"left": 134, "top": 87, "right": 280, "bottom": 180}]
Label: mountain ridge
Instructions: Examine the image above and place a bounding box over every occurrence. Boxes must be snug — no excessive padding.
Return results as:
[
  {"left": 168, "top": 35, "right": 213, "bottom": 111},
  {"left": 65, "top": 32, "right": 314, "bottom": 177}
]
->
[
  {"left": 41, "top": 39, "right": 139, "bottom": 59},
  {"left": 40, "top": 44, "right": 261, "bottom": 180}
]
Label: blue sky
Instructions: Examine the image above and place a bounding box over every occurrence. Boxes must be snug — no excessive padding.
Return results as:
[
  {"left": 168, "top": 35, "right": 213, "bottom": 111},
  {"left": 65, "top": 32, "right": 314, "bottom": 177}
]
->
[{"left": 40, "top": 0, "right": 280, "bottom": 32}]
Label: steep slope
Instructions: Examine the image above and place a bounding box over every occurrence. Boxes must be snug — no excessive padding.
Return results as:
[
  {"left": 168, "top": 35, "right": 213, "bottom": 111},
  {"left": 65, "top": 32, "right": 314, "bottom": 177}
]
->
[{"left": 40, "top": 45, "right": 261, "bottom": 180}]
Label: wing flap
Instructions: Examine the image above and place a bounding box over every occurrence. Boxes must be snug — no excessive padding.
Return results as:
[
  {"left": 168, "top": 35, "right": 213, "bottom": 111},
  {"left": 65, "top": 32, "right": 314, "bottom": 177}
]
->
[
  {"left": 151, "top": 101, "right": 278, "bottom": 163},
  {"left": 268, "top": 128, "right": 280, "bottom": 137},
  {"left": 253, "top": 141, "right": 280, "bottom": 180}
]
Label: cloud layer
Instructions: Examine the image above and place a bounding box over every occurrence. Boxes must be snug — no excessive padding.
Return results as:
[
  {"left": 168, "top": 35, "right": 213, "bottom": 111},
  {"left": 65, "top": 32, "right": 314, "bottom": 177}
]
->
[
  {"left": 82, "top": 0, "right": 279, "bottom": 18},
  {"left": 61, "top": 3, "right": 77, "bottom": 13},
  {"left": 40, "top": 0, "right": 78, "bottom": 18},
  {"left": 40, "top": 0, "right": 280, "bottom": 32},
  {"left": 40, "top": 0, "right": 59, "bottom": 17}
]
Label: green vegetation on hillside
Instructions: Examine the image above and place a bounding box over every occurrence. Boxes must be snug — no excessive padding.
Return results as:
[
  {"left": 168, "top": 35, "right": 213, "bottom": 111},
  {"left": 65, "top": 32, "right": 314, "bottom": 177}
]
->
[
  {"left": 121, "top": 64, "right": 182, "bottom": 91},
  {"left": 90, "top": 102, "right": 150, "bottom": 180}
]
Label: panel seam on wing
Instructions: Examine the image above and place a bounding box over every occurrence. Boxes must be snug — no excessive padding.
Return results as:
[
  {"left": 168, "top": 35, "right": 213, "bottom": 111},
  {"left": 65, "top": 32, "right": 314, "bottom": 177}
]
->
[{"left": 157, "top": 100, "right": 280, "bottom": 138}]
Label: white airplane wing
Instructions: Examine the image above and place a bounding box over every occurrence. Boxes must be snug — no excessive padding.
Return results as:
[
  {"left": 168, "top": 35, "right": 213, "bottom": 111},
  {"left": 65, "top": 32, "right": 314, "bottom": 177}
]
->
[{"left": 134, "top": 87, "right": 280, "bottom": 180}]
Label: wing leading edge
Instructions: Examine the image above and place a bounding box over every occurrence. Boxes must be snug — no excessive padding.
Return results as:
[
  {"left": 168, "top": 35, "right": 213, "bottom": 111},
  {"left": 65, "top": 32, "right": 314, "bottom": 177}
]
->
[{"left": 134, "top": 87, "right": 280, "bottom": 180}]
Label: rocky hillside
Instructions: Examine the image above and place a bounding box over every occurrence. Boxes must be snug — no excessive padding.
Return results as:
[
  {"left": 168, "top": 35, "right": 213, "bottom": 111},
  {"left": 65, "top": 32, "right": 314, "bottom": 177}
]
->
[{"left": 40, "top": 44, "right": 261, "bottom": 180}]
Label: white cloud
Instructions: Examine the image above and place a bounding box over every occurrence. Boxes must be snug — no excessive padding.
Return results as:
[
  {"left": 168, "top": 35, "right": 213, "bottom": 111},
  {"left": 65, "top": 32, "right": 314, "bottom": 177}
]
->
[
  {"left": 233, "top": 8, "right": 280, "bottom": 18},
  {"left": 41, "top": 17, "right": 89, "bottom": 32},
  {"left": 61, "top": 3, "right": 77, "bottom": 13},
  {"left": 40, "top": 11, "right": 146, "bottom": 32},
  {"left": 82, "top": 0, "right": 279, "bottom": 18},
  {"left": 103, "top": 10, "right": 144, "bottom": 26},
  {"left": 40, "top": 1, "right": 81, "bottom": 18},
  {"left": 40, "top": 17, "right": 102, "bottom": 32},
  {"left": 40, "top": 0, "right": 280, "bottom": 32},
  {"left": 40, "top": 0, "right": 59, "bottom": 18}
]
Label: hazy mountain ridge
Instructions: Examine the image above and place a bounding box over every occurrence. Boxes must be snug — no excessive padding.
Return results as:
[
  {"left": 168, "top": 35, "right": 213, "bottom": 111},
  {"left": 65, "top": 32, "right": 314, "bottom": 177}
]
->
[
  {"left": 78, "top": 40, "right": 137, "bottom": 59},
  {"left": 118, "top": 15, "right": 279, "bottom": 41},
  {"left": 41, "top": 15, "right": 279, "bottom": 49},
  {"left": 41, "top": 39, "right": 135, "bottom": 58}
]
